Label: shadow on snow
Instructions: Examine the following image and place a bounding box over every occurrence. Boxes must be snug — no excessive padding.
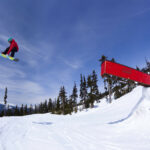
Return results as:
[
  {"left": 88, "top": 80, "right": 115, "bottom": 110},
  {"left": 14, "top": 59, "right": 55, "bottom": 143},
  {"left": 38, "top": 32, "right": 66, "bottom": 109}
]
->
[{"left": 32, "top": 122, "right": 52, "bottom": 125}]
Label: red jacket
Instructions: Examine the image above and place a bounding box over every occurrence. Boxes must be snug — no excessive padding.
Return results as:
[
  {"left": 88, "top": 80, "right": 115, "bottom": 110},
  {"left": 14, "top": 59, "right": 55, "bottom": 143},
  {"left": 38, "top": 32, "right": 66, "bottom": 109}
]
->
[{"left": 7, "top": 39, "right": 19, "bottom": 54}]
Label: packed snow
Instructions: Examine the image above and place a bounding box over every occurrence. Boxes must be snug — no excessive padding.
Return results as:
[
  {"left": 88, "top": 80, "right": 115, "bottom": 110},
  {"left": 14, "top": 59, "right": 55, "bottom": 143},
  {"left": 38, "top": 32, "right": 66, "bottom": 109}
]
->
[{"left": 0, "top": 86, "right": 150, "bottom": 150}]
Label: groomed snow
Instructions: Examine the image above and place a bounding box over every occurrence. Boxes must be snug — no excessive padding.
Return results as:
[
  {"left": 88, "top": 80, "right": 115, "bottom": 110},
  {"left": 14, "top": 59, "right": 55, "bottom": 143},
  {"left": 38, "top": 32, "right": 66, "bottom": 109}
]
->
[{"left": 0, "top": 86, "right": 150, "bottom": 150}]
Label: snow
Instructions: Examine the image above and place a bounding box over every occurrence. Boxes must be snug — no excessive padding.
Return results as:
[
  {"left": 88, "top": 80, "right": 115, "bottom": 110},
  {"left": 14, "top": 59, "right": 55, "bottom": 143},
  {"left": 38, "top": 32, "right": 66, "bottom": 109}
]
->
[{"left": 0, "top": 86, "right": 150, "bottom": 150}]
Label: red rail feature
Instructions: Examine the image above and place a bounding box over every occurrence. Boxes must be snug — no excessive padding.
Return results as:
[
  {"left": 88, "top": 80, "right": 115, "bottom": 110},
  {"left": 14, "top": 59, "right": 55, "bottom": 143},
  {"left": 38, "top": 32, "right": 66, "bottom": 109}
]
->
[{"left": 101, "top": 60, "right": 150, "bottom": 86}]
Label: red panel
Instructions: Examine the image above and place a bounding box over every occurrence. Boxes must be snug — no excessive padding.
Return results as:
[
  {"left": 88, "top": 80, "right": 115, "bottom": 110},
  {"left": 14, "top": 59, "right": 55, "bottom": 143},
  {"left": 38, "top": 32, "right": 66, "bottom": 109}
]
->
[{"left": 101, "top": 60, "right": 150, "bottom": 86}]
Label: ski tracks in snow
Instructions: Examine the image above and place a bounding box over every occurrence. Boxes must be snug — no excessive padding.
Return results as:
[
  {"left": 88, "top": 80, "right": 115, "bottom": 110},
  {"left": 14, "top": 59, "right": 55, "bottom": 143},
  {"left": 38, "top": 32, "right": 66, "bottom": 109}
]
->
[{"left": 0, "top": 117, "right": 32, "bottom": 150}]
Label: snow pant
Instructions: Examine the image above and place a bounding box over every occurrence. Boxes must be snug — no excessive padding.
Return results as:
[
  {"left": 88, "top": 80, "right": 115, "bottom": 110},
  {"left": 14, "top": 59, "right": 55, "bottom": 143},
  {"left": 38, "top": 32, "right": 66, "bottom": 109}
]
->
[{"left": 2, "top": 47, "right": 18, "bottom": 57}]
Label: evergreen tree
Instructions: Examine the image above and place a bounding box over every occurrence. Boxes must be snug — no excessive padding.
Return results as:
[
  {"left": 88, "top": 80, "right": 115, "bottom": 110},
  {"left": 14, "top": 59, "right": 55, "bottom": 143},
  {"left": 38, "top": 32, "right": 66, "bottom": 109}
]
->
[
  {"left": 66, "top": 99, "right": 72, "bottom": 114},
  {"left": 39, "top": 102, "right": 43, "bottom": 113},
  {"left": 4, "top": 87, "right": 7, "bottom": 105},
  {"left": 80, "top": 74, "right": 84, "bottom": 103},
  {"left": 80, "top": 76, "right": 88, "bottom": 108},
  {"left": 14, "top": 105, "right": 19, "bottom": 116},
  {"left": 70, "top": 83, "right": 78, "bottom": 110},
  {"left": 91, "top": 70, "right": 99, "bottom": 101},
  {"left": 59, "top": 86, "right": 67, "bottom": 114},
  {"left": 20, "top": 104, "right": 24, "bottom": 116},
  {"left": 43, "top": 100, "right": 48, "bottom": 113},
  {"left": 48, "top": 98, "right": 52, "bottom": 112},
  {"left": 6, "top": 105, "right": 12, "bottom": 116},
  {"left": 87, "top": 71, "right": 99, "bottom": 108},
  {"left": 99, "top": 55, "right": 107, "bottom": 65},
  {"left": 51, "top": 99, "right": 57, "bottom": 114},
  {"left": 136, "top": 66, "right": 140, "bottom": 71},
  {"left": 0, "top": 110, "right": 4, "bottom": 117},
  {"left": 29, "top": 104, "right": 33, "bottom": 114},
  {"left": 24, "top": 104, "right": 28, "bottom": 115},
  {"left": 145, "top": 59, "right": 150, "bottom": 74},
  {"left": 87, "top": 75, "right": 92, "bottom": 107},
  {"left": 56, "top": 97, "right": 60, "bottom": 111},
  {"left": 34, "top": 104, "right": 38, "bottom": 114},
  {"left": 111, "top": 58, "right": 116, "bottom": 62},
  {"left": 68, "top": 96, "right": 73, "bottom": 113}
]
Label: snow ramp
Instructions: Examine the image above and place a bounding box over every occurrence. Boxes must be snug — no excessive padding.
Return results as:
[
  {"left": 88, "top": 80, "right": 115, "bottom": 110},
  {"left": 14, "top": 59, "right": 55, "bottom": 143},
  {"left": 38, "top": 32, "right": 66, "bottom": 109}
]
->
[{"left": 108, "top": 86, "right": 150, "bottom": 125}]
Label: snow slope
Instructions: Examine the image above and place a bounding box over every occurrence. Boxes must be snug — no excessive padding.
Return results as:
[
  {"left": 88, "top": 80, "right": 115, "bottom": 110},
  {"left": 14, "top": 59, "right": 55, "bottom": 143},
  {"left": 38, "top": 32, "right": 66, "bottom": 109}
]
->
[{"left": 0, "top": 86, "right": 150, "bottom": 150}]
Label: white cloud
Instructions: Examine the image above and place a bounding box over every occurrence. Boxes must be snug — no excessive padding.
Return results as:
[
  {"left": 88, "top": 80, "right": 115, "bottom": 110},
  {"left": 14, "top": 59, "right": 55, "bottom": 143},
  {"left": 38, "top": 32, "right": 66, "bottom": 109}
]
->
[
  {"left": 0, "top": 78, "right": 47, "bottom": 105},
  {"left": 20, "top": 40, "right": 55, "bottom": 67},
  {"left": 0, "top": 65, "right": 26, "bottom": 79},
  {"left": 0, "top": 34, "right": 8, "bottom": 42},
  {"left": 59, "top": 56, "right": 83, "bottom": 69}
]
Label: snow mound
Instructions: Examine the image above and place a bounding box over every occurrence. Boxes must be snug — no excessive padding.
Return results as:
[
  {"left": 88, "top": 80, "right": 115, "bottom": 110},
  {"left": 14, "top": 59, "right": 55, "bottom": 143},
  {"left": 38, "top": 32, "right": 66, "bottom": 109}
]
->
[{"left": 108, "top": 86, "right": 150, "bottom": 125}]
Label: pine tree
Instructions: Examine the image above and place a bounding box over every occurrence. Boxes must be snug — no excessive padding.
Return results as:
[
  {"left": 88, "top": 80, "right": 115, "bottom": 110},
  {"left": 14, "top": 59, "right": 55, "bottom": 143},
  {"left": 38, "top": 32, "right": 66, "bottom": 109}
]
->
[
  {"left": 14, "top": 105, "right": 19, "bottom": 116},
  {"left": 29, "top": 104, "right": 33, "bottom": 114},
  {"left": 39, "top": 102, "right": 43, "bottom": 113},
  {"left": 80, "top": 74, "right": 84, "bottom": 103},
  {"left": 99, "top": 55, "right": 107, "bottom": 65},
  {"left": 114, "top": 88, "right": 122, "bottom": 99},
  {"left": 136, "top": 66, "right": 140, "bottom": 71},
  {"left": 111, "top": 58, "right": 116, "bottom": 63},
  {"left": 0, "top": 110, "right": 4, "bottom": 117},
  {"left": 34, "top": 104, "right": 38, "bottom": 114},
  {"left": 87, "top": 71, "right": 99, "bottom": 108},
  {"left": 68, "top": 96, "right": 73, "bottom": 113},
  {"left": 80, "top": 76, "right": 88, "bottom": 108},
  {"left": 20, "top": 104, "right": 24, "bottom": 116},
  {"left": 24, "top": 104, "right": 28, "bottom": 115},
  {"left": 92, "top": 70, "right": 99, "bottom": 101},
  {"left": 48, "top": 98, "right": 52, "bottom": 112},
  {"left": 43, "top": 100, "right": 48, "bottom": 113},
  {"left": 70, "top": 83, "right": 78, "bottom": 110},
  {"left": 51, "top": 99, "right": 57, "bottom": 114},
  {"left": 87, "top": 75, "right": 92, "bottom": 108},
  {"left": 80, "top": 74, "right": 87, "bottom": 107},
  {"left": 59, "top": 86, "right": 67, "bottom": 114},
  {"left": 6, "top": 105, "right": 12, "bottom": 116},
  {"left": 66, "top": 99, "right": 72, "bottom": 115},
  {"left": 4, "top": 87, "right": 7, "bottom": 105},
  {"left": 56, "top": 97, "right": 60, "bottom": 112}
]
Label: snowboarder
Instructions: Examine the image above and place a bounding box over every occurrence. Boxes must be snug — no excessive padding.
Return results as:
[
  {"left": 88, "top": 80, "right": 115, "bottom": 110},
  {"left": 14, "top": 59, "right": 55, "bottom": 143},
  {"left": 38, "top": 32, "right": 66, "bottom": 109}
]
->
[{"left": 2, "top": 37, "right": 19, "bottom": 57}]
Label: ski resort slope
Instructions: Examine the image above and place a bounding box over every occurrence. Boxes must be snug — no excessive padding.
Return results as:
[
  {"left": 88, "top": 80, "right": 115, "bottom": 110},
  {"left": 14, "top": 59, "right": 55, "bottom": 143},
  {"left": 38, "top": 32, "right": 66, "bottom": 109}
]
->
[{"left": 0, "top": 86, "right": 150, "bottom": 150}]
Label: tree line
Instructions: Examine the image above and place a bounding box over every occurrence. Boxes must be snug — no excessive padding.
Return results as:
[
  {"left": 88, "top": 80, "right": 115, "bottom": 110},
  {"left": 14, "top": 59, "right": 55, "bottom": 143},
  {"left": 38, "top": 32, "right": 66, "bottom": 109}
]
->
[
  {"left": 1, "top": 55, "right": 150, "bottom": 117},
  {"left": 0, "top": 70, "right": 103, "bottom": 116}
]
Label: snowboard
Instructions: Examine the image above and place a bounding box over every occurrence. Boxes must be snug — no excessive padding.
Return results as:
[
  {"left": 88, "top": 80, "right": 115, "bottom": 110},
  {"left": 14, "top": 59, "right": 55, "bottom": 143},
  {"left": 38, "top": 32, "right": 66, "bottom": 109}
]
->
[{"left": 0, "top": 53, "right": 19, "bottom": 62}]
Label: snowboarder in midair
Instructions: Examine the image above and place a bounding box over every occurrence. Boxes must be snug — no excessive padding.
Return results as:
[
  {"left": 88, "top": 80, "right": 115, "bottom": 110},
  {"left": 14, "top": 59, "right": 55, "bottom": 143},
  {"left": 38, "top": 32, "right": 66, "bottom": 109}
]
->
[{"left": 2, "top": 37, "right": 19, "bottom": 57}]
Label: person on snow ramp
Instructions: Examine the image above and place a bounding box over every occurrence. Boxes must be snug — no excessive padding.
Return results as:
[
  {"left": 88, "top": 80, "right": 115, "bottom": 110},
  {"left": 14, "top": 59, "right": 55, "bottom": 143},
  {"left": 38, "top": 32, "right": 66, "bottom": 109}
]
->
[{"left": 2, "top": 37, "right": 19, "bottom": 57}]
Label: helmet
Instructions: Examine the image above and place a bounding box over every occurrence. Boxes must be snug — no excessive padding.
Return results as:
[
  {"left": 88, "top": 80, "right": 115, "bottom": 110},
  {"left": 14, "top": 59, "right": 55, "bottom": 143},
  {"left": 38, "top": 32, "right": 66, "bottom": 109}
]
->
[{"left": 8, "top": 37, "right": 13, "bottom": 42}]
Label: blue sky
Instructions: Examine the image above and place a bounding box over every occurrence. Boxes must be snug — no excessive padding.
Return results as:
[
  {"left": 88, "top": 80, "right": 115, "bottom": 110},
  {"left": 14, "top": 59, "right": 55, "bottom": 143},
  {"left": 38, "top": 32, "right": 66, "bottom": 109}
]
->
[{"left": 0, "top": 0, "right": 150, "bottom": 105}]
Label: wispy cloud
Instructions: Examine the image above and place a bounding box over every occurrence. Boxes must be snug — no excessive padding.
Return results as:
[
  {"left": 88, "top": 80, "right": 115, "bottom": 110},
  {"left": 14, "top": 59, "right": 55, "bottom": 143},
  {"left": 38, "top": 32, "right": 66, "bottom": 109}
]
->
[
  {"left": 131, "top": 8, "right": 150, "bottom": 17},
  {"left": 58, "top": 56, "right": 83, "bottom": 69},
  {"left": 0, "top": 77, "right": 47, "bottom": 105},
  {"left": 20, "top": 40, "right": 55, "bottom": 67},
  {"left": 0, "top": 35, "right": 9, "bottom": 42}
]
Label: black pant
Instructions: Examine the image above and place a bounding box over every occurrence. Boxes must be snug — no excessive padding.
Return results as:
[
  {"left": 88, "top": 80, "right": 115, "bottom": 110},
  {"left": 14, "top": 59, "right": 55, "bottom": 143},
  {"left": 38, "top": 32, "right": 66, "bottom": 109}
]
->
[{"left": 3, "top": 47, "right": 17, "bottom": 57}]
